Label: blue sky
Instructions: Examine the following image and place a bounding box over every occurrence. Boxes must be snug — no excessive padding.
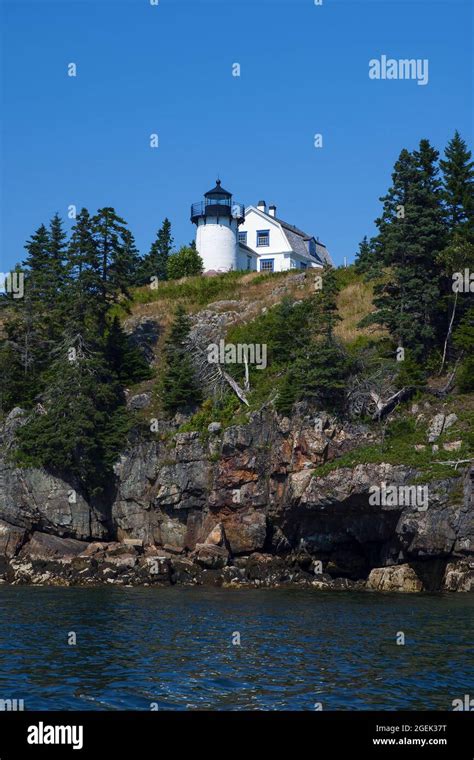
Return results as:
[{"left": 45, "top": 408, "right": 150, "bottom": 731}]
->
[{"left": 0, "top": 0, "right": 472, "bottom": 271}]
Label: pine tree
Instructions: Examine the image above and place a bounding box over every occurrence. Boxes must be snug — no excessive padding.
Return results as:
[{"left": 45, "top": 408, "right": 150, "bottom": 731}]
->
[
  {"left": 138, "top": 218, "right": 173, "bottom": 285},
  {"left": 364, "top": 141, "right": 446, "bottom": 359},
  {"left": 161, "top": 305, "right": 202, "bottom": 415},
  {"left": 354, "top": 236, "right": 381, "bottom": 279},
  {"left": 91, "top": 208, "right": 139, "bottom": 318},
  {"left": 66, "top": 208, "right": 103, "bottom": 329},
  {"left": 22, "top": 224, "right": 52, "bottom": 305},
  {"left": 14, "top": 332, "right": 130, "bottom": 494},
  {"left": 312, "top": 264, "right": 342, "bottom": 339},
  {"left": 48, "top": 213, "right": 68, "bottom": 293},
  {"left": 276, "top": 266, "right": 350, "bottom": 414},
  {"left": 440, "top": 131, "right": 474, "bottom": 232},
  {"left": 105, "top": 316, "right": 153, "bottom": 386}
]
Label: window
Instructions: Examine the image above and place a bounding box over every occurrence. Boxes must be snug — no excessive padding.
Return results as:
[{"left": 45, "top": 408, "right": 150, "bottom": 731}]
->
[
  {"left": 260, "top": 259, "right": 274, "bottom": 272},
  {"left": 247, "top": 255, "right": 252, "bottom": 270},
  {"left": 308, "top": 239, "right": 316, "bottom": 257},
  {"left": 238, "top": 231, "right": 247, "bottom": 244},
  {"left": 257, "top": 229, "right": 270, "bottom": 247},
  {"left": 300, "top": 262, "right": 307, "bottom": 270}
]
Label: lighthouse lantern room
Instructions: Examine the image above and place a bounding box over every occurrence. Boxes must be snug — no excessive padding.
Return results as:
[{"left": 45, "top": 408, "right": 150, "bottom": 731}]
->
[{"left": 191, "top": 180, "right": 245, "bottom": 272}]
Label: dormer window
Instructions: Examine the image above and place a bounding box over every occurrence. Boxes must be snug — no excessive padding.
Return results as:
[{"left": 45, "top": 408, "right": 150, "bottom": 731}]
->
[
  {"left": 257, "top": 229, "right": 270, "bottom": 247},
  {"left": 308, "top": 239, "right": 316, "bottom": 257}
]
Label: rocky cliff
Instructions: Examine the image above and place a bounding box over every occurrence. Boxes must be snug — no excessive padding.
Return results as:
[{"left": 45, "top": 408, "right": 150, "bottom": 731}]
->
[{"left": 0, "top": 404, "right": 472, "bottom": 592}]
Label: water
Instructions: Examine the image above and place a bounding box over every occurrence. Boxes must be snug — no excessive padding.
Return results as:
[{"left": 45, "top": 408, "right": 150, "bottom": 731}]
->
[{"left": 0, "top": 586, "right": 472, "bottom": 710}]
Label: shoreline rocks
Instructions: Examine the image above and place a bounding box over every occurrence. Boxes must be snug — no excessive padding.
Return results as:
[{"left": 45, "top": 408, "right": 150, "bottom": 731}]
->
[{"left": 0, "top": 406, "right": 472, "bottom": 592}]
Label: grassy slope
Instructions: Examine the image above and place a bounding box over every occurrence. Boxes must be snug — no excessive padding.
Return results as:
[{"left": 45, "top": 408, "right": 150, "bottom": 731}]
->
[{"left": 123, "top": 268, "right": 473, "bottom": 479}]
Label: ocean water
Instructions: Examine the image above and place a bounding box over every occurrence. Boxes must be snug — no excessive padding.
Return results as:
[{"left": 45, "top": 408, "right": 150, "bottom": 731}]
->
[{"left": 0, "top": 586, "right": 471, "bottom": 711}]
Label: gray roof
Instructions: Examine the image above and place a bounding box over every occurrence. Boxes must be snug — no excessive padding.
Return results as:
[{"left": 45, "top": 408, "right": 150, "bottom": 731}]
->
[
  {"left": 274, "top": 216, "right": 331, "bottom": 265},
  {"left": 315, "top": 242, "right": 332, "bottom": 266},
  {"left": 275, "top": 217, "right": 313, "bottom": 241}
]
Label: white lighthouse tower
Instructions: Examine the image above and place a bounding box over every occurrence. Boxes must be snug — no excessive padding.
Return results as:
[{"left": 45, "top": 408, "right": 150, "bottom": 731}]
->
[{"left": 191, "top": 180, "right": 245, "bottom": 272}]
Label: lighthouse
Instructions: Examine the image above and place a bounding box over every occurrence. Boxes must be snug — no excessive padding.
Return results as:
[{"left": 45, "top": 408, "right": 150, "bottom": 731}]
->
[{"left": 191, "top": 180, "right": 245, "bottom": 272}]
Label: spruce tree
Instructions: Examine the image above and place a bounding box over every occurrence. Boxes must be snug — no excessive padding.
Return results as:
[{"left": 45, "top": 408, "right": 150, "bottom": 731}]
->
[
  {"left": 276, "top": 266, "right": 350, "bottom": 414},
  {"left": 91, "top": 208, "right": 138, "bottom": 317},
  {"left": 48, "top": 213, "right": 68, "bottom": 293},
  {"left": 14, "top": 332, "right": 130, "bottom": 494},
  {"left": 161, "top": 305, "right": 202, "bottom": 415},
  {"left": 440, "top": 131, "right": 474, "bottom": 232},
  {"left": 105, "top": 316, "right": 153, "bottom": 386},
  {"left": 364, "top": 141, "right": 446, "bottom": 359},
  {"left": 66, "top": 208, "right": 103, "bottom": 329},
  {"left": 354, "top": 236, "right": 381, "bottom": 279},
  {"left": 138, "top": 218, "right": 173, "bottom": 285}
]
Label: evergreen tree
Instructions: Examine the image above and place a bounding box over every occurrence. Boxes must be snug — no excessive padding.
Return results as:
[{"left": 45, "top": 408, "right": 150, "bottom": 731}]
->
[
  {"left": 167, "top": 245, "right": 203, "bottom": 279},
  {"left": 91, "top": 208, "right": 138, "bottom": 318},
  {"left": 14, "top": 332, "right": 130, "bottom": 494},
  {"left": 354, "top": 236, "right": 381, "bottom": 279},
  {"left": 47, "top": 213, "right": 68, "bottom": 293},
  {"left": 138, "top": 218, "right": 173, "bottom": 285},
  {"left": 105, "top": 316, "right": 153, "bottom": 386},
  {"left": 440, "top": 131, "right": 474, "bottom": 232},
  {"left": 161, "top": 305, "right": 202, "bottom": 415},
  {"left": 22, "top": 224, "right": 52, "bottom": 306},
  {"left": 312, "top": 264, "right": 342, "bottom": 339},
  {"left": 66, "top": 208, "right": 103, "bottom": 329},
  {"left": 276, "top": 266, "right": 350, "bottom": 414},
  {"left": 363, "top": 141, "right": 446, "bottom": 359}
]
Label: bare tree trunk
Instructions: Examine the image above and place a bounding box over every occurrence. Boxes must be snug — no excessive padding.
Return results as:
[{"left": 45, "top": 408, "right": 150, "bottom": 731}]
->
[{"left": 439, "top": 290, "right": 458, "bottom": 375}]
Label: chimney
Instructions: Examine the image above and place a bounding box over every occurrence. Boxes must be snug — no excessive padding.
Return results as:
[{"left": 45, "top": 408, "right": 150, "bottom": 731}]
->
[
  {"left": 268, "top": 204, "right": 276, "bottom": 218},
  {"left": 257, "top": 200, "right": 266, "bottom": 214}
]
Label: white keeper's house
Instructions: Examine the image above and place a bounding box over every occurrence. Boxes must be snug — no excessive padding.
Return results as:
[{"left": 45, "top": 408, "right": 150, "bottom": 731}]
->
[{"left": 191, "top": 179, "right": 332, "bottom": 274}]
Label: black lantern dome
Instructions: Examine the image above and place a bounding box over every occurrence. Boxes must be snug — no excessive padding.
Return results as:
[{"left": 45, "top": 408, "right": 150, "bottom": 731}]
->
[
  {"left": 191, "top": 179, "right": 245, "bottom": 225},
  {"left": 204, "top": 179, "right": 232, "bottom": 200}
]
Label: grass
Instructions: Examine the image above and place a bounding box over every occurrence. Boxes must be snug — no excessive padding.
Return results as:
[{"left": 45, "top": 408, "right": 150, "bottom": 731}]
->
[
  {"left": 334, "top": 271, "right": 386, "bottom": 344},
  {"left": 313, "top": 402, "right": 474, "bottom": 482}
]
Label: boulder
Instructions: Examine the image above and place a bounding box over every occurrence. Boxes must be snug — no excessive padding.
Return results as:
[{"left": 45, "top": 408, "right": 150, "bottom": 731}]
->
[
  {"left": 192, "top": 543, "right": 228, "bottom": 569},
  {"left": 127, "top": 393, "right": 151, "bottom": 410},
  {"left": 442, "top": 559, "right": 474, "bottom": 592},
  {"left": 222, "top": 510, "right": 267, "bottom": 554},
  {"left": 366, "top": 564, "right": 423, "bottom": 593},
  {"left": 0, "top": 520, "right": 26, "bottom": 558},
  {"left": 427, "top": 414, "right": 446, "bottom": 443},
  {"left": 20, "top": 532, "right": 89, "bottom": 561}
]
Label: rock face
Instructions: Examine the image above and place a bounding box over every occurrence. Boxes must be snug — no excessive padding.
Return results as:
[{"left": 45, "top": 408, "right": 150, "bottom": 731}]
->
[
  {"left": 0, "top": 406, "right": 472, "bottom": 590},
  {"left": 0, "top": 410, "right": 108, "bottom": 541}
]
